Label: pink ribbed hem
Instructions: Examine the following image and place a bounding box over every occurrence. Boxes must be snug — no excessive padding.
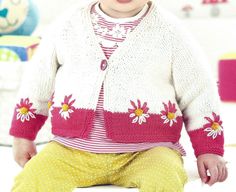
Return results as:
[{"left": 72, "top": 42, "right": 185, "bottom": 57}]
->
[
  {"left": 188, "top": 128, "right": 224, "bottom": 157},
  {"left": 50, "top": 108, "right": 184, "bottom": 143},
  {"left": 51, "top": 108, "right": 95, "bottom": 138},
  {"left": 104, "top": 111, "right": 183, "bottom": 143},
  {"left": 10, "top": 113, "right": 47, "bottom": 140}
]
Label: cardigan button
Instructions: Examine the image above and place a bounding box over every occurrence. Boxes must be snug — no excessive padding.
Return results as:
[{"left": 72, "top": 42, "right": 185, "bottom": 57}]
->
[{"left": 100, "top": 59, "right": 108, "bottom": 71}]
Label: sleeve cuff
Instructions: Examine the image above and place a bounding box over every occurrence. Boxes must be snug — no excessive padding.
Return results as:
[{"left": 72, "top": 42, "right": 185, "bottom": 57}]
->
[
  {"left": 9, "top": 109, "right": 47, "bottom": 140},
  {"left": 188, "top": 127, "right": 224, "bottom": 157}
]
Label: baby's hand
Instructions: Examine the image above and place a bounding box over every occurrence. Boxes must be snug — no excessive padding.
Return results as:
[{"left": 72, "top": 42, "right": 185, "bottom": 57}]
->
[
  {"left": 13, "top": 137, "right": 37, "bottom": 168},
  {"left": 197, "top": 153, "right": 228, "bottom": 186}
]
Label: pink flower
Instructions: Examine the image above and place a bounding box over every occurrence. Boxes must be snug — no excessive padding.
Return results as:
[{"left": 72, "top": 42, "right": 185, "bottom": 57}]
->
[
  {"left": 59, "top": 95, "right": 76, "bottom": 120},
  {"left": 16, "top": 98, "right": 36, "bottom": 122},
  {"left": 161, "top": 101, "right": 178, "bottom": 127},
  {"left": 204, "top": 112, "right": 223, "bottom": 139},
  {"left": 128, "top": 99, "right": 150, "bottom": 125}
]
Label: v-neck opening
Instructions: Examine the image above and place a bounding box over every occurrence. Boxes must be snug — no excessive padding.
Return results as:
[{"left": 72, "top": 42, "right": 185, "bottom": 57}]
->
[{"left": 83, "top": 1, "right": 156, "bottom": 62}]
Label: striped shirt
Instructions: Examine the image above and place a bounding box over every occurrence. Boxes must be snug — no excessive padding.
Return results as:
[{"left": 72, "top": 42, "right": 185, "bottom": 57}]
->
[{"left": 53, "top": 2, "right": 186, "bottom": 155}]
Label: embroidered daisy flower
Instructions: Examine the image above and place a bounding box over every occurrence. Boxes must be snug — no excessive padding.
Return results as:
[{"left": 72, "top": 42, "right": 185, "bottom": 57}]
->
[
  {"left": 128, "top": 99, "right": 150, "bottom": 125},
  {"left": 161, "top": 101, "right": 178, "bottom": 127},
  {"left": 204, "top": 112, "right": 223, "bottom": 139},
  {"left": 59, "top": 95, "right": 76, "bottom": 120},
  {"left": 48, "top": 93, "right": 55, "bottom": 109},
  {"left": 109, "top": 24, "right": 126, "bottom": 39},
  {"left": 16, "top": 98, "right": 36, "bottom": 122}
]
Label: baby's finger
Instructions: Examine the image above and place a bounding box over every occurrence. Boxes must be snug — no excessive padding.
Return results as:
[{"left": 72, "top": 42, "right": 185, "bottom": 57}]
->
[
  {"left": 219, "top": 166, "right": 228, "bottom": 182},
  {"left": 224, "top": 167, "right": 228, "bottom": 181},
  {"left": 207, "top": 166, "right": 218, "bottom": 186},
  {"left": 197, "top": 161, "right": 208, "bottom": 183},
  {"left": 217, "top": 164, "right": 223, "bottom": 182}
]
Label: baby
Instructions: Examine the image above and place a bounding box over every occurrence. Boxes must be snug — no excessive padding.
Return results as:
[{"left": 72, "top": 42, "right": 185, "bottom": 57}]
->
[{"left": 10, "top": 0, "right": 227, "bottom": 191}]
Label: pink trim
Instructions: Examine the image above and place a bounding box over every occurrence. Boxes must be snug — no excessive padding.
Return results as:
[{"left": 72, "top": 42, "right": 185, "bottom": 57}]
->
[
  {"left": 104, "top": 111, "right": 183, "bottom": 143},
  {"left": 51, "top": 107, "right": 95, "bottom": 138},
  {"left": 188, "top": 127, "right": 224, "bottom": 157},
  {"left": 10, "top": 110, "right": 47, "bottom": 140}
]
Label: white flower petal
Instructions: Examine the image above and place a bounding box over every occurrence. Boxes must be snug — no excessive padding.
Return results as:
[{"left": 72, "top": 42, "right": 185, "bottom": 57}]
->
[
  {"left": 61, "top": 112, "right": 70, "bottom": 120},
  {"left": 65, "top": 113, "right": 70, "bottom": 120},
  {"left": 141, "top": 116, "right": 147, "bottom": 123},
  {"left": 129, "top": 113, "right": 135, "bottom": 118},
  {"left": 169, "top": 120, "right": 173, "bottom": 127},
  {"left": 207, "top": 131, "right": 214, "bottom": 137},
  {"left": 204, "top": 128, "right": 212, "bottom": 132},
  {"left": 25, "top": 115, "right": 30, "bottom": 121},
  {"left": 59, "top": 109, "right": 63, "bottom": 114},
  {"left": 138, "top": 118, "right": 142, "bottom": 125},
  {"left": 60, "top": 112, "right": 65, "bottom": 118},
  {"left": 143, "top": 114, "right": 150, "bottom": 118},
  {"left": 21, "top": 115, "right": 26, "bottom": 122},
  {"left": 212, "top": 133, "right": 217, "bottom": 139},
  {"left": 164, "top": 119, "right": 169, "bottom": 124},
  {"left": 132, "top": 117, "right": 138, "bottom": 124},
  {"left": 139, "top": 116, "right": 146, "bottom": 124},
  {"left": 16, "top": 113, "right": 21, "bottom": 120},
  {"left": 28, "top": 112, "right": 36, "bottom": 119},
  {"left": 161, "top": 115, "right": 167, "bottom": 120},
  {"left": 68, "top": 109, "right": 74, "bottom": 113}
]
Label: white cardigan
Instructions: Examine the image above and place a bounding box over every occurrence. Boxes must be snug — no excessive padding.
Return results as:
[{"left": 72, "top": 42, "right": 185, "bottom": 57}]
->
[{"left": 10, "top": 1, "right": 224, "bottom": 157}]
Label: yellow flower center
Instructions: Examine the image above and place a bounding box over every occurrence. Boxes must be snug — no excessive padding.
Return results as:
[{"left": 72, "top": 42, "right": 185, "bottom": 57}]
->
[
  {"left": 211, "top": 122, "right": 220, "bottom": 130},
  {"left": 19, "top": 107, "right": 29, "bottom": 115},
  {"left": 48, "top": 101, "right": 52, "bottom": 109},
  {"left": 167, "top": 112, "right": 175, "bottom": 120},
  {"left": 62, "top": 104, "right": 69, "bottom": 112},
  {"left": 135, "top": 109, "right": 143, "bottom": 117}
]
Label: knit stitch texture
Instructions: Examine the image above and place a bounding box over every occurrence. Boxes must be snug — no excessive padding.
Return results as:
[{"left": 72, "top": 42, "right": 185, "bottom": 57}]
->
[{"left": 9, "top": 1, "right": 224, "bottom": 157}]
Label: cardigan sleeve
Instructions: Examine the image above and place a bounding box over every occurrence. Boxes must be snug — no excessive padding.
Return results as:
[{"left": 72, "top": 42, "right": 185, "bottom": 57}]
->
[
  {"left": 171, "top": 23, "right": 224, "bottom": 157},
  {"left": 9, "top": 29, "right": 59, "bottom": 141}
]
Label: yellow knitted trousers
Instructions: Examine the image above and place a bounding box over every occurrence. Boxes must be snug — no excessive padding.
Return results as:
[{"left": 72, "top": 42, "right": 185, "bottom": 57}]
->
[{"left": 12, "top": 141, "right": 187, "bottom": 192}]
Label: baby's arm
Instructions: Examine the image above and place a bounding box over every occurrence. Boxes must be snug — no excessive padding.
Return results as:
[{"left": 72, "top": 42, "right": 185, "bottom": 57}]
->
[
  {"left": 171, "top": 21, "right": 227, "bottom": 185},
  {"left": 10, "top": 28, "right": 59, "bottom": 167}
]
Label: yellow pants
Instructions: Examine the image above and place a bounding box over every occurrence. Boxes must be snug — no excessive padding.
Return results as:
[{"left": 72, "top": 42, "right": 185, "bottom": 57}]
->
[{"left": 12, "top": 141, "right": 187, "bottom": 192}]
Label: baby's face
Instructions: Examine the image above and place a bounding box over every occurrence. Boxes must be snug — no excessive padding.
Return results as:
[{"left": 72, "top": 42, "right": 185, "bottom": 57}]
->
[{"left": 99, "top": 0, "right": 149, "bottom": 17}]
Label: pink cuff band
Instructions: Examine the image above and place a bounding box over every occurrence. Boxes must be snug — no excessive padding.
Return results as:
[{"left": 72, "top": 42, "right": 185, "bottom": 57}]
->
[
  {"left": 188, "top": 128, "right": 224, "bottom": 157},
  {"left": 9, "top": 110, "right": 47, "bottom": 140}
]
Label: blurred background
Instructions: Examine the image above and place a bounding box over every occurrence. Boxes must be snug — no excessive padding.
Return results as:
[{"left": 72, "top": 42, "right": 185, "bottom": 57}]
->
[{"left": 0, "top": 0, "right": 235, "bottom": 191}]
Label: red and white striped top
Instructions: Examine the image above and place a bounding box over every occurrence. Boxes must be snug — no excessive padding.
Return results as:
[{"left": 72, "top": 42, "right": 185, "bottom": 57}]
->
[{"left": 53, "top": 2, "right": 186, "bottom": 155}]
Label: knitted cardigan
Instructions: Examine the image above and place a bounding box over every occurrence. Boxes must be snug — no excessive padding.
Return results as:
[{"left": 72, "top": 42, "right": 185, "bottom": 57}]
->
[{"left": 9, "top": 1, "right": 224, "bottom": 157}]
